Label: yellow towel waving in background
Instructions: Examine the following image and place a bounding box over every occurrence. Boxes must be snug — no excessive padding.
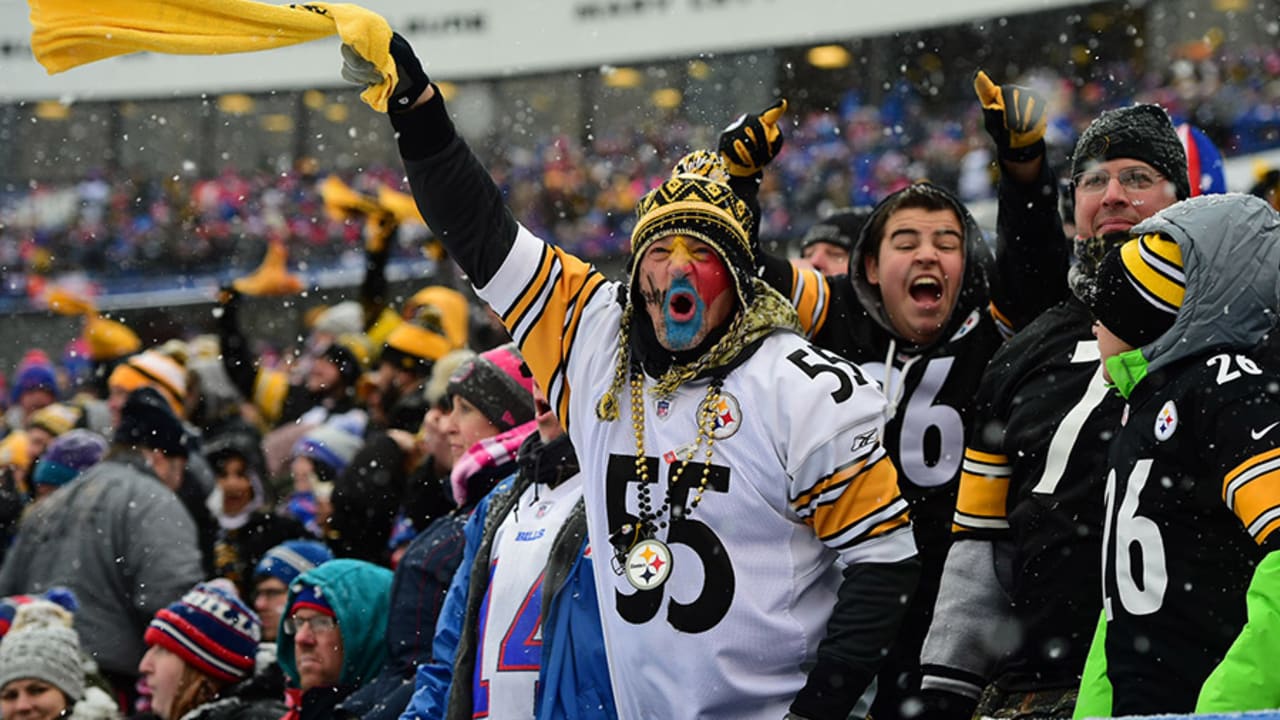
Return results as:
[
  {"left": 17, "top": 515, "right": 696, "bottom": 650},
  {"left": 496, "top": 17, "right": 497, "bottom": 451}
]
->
[{"left": 28, "top": 0, "right": 398, "bottom": 111}]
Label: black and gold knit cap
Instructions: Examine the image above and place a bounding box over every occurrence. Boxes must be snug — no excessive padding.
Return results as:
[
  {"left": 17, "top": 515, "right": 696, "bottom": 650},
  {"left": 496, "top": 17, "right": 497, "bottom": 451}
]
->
[
  {"left": 1088, "top": 232, "right": 1185, "bottom": 347},
  {"left": 628, "top": 150, "right": 756, "bottom": 307}
]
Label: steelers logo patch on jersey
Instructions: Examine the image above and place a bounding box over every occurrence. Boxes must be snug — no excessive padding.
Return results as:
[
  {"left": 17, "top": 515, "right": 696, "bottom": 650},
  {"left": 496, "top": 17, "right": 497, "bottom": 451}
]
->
[
  {"left": 709, "top": 392, "right": 742, "bottom": 439},
  {"left": 1154, "top": 400, "right": 1178, "bottom": 441}
]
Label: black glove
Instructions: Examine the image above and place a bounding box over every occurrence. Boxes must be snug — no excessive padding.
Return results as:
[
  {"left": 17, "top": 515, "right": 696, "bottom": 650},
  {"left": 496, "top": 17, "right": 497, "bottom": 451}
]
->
[
  {"left": 973, "top": 70, "right": 1047, "bottom": 162},
  {"left": 718, "top": 98, "right": 787, "bottom": 178},
  {"left": 340, "top": 32, "right": 431, "bottom": 112},
  {"left": 387, "top": 33, "right": 430, "bottom": 111}
]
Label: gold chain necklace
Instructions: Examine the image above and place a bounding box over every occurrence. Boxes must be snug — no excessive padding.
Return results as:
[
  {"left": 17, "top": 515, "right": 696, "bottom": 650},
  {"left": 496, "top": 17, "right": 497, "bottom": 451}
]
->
[{"left": 611, "top": 371, "right": 721, "bottom": 590}]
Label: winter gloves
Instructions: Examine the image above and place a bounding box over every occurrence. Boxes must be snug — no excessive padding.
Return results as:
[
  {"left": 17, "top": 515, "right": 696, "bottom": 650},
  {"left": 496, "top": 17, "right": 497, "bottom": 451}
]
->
[
  {"left": 973, "top": 70, "right": 1047, "bottom": 163},
  {"left": 718, "top": 99, "right": 788, "bottom": 178},
  {"left": 341, "top": 32, "right": 430, "bottom": 112}
]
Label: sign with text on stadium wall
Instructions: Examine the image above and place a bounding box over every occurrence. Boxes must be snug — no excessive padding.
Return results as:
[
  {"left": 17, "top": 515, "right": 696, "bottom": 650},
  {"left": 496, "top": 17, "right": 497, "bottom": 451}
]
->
[{"left": 0, "top": 0, "right": 1093, "bottom": 101}]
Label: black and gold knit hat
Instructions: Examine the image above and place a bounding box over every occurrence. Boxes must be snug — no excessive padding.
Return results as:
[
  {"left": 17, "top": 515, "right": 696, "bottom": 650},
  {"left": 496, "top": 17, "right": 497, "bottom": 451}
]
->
[
  {"left": 1088, "top": 232, "right": 1185, "bottom": 347},
  {"left": 628, "top": 150, "right": 756, "bottom": 307}
]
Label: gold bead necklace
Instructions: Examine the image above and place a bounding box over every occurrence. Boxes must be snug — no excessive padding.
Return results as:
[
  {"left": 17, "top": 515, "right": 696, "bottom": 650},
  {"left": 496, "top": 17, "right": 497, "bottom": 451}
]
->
[{"left": 627, "top": 371, "right": 720, "bottom": 536}]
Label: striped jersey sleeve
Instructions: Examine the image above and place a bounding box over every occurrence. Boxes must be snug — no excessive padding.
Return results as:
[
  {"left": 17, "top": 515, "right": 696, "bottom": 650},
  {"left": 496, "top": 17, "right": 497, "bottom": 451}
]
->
[
  {"left": 472, "top": 225, "right": 611, "bottom": 433},
  {"left": 787, "top": 264, "right": 831, "bottom": 338},
  {"left": 953, "top": 448, "right": 1012, "bottom": 537},
  {"left": 790, "top": 440, "right": 914, "bottom": 566},
  {"left": 1222, "top": 446, "right": 1280, "bottom": 547}
]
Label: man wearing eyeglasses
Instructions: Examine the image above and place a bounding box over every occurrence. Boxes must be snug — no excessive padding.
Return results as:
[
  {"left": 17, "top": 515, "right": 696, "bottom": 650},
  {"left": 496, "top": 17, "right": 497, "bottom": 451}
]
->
[
  {"left": 276, "top": 558, "right": 393, "bottom": 720},
  {"left": 919, "top": 96, "right": 1192, "bottom": 720}
]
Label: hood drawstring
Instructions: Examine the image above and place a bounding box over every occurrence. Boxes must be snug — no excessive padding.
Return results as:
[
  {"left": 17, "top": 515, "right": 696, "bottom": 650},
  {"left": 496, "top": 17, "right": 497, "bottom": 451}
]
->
[{"left": 879, "top": 338, "right": 918, "bottom": 423}]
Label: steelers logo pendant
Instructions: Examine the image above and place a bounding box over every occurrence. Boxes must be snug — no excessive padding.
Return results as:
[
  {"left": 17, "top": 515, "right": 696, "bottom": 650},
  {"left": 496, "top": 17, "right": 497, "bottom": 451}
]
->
[{"left": 624, "top": 538, "right": 673, "bottom": 590}]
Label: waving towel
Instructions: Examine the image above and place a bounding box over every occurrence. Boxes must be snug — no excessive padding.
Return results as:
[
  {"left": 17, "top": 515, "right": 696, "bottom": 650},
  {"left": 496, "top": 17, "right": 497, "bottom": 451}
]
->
[{"left": 28, "top": 0, "right": 397, "bottom": 111}]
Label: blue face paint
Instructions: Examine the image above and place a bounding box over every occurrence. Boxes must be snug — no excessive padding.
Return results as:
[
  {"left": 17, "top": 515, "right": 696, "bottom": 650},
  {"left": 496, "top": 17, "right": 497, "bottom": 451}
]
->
[{"left": 662, "top": 275, "right": 705, "bottom": 350}]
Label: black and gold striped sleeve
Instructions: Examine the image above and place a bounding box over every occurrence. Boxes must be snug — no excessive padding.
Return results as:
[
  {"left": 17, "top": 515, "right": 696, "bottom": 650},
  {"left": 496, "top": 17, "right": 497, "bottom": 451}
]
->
[
  {"left": 953, "top": 448, "right": 1012, "bottom": 537},
  {"left": 787, "top": 264, "right": 831, "bottom": 338},
  {"left": 1223, "top": 446, "right": 1280, "bottom": 547}
]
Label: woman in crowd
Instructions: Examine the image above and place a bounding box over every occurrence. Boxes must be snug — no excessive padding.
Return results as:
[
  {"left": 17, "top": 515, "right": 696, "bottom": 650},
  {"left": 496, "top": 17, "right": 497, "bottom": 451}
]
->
[
  {"left": 137, "top": 583, "right": 285, "bottom": 720},
  {"left": 0, "top": 599, "right": 120, "bottom": 720}
]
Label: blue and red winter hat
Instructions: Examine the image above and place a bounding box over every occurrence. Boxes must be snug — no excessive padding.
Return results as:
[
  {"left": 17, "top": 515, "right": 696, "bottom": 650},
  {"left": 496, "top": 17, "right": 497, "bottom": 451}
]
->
[
  {"left": 10, "top": 350, "right": 59, "bottom": 405},
  {"left": 254, "top": 540, "right": 333, "bottom": 587},
  {"left": 144, "top": 583, "right": 261, "bottom": 683},
  {"left": 288, "top": 585, "right": 335, "bottom": 618}
]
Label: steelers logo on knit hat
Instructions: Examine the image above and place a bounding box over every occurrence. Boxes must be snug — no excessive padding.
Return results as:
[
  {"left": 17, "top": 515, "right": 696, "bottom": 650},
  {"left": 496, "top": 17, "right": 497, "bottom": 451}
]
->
[
  {"left": 1088, "top": 232, "right": 1185, "bottom": 347},
  {"left": 628, "top": 150, "right": 756, "bottom": 308}
]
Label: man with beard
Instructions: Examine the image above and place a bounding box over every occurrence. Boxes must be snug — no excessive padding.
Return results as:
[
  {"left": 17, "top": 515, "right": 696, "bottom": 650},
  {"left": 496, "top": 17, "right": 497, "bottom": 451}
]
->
[{"left": 919, "top": 83, "right": 1193, "bottom": 719}]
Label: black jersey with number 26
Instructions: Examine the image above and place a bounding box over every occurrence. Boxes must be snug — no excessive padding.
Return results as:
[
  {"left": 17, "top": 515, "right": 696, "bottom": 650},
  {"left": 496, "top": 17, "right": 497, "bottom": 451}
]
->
[{"left": 1102, "top": 351, "right": 1280, "bottom": 716}]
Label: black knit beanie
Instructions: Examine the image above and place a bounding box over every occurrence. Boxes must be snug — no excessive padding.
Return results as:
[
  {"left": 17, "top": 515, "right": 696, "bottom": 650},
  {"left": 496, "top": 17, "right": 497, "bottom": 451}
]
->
[
  {"left": 801, "top": 207, "right": 873, "bottom": 254},
  {"left": 1071, "top": 104, "right": 1190, "bottom": 201},
  {"left": 114, "top": 386, "right": 192, "bottom": 457}
]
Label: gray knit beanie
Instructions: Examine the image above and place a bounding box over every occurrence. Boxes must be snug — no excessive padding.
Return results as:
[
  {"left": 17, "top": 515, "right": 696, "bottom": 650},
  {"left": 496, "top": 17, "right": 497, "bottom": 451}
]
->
[{"left": 0, "top": 600, "right": 85, "bottom": 701}]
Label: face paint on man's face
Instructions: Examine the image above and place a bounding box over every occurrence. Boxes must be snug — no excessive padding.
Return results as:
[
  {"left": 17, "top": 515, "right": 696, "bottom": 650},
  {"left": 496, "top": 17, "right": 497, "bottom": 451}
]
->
[
  {"left": 662, "top": 274, "right": 705, "bottom": 348},
  {"left": 638, "top": 235, "right": 735, "bottom": 351}
]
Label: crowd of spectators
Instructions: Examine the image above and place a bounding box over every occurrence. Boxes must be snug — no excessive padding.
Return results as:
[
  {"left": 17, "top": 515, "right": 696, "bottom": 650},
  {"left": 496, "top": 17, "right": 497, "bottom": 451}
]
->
[{"left": 1, "top": 45, "right": 1278, "bottom": 302}]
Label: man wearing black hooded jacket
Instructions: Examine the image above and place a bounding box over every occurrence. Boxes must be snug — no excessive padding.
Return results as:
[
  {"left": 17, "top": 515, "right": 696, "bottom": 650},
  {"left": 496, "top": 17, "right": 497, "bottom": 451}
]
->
[{"left": 720, "top": 97, "right": 1065, "bottom": 720}]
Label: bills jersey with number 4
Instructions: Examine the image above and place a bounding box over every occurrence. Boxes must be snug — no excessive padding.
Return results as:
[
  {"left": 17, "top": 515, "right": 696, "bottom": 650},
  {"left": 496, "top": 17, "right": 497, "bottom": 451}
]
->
[
  {"left": 472, "top": 476, "right": 583, "bottom": 719},
  {"left": 474, "top": 226, "right": 916, "bottom": 720}
]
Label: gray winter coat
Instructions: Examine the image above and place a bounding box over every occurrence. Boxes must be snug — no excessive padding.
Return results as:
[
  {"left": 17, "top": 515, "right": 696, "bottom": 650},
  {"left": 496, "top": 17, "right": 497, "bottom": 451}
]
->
[{"left": 0, "top": 450, "right": 204, "bottom": 676}]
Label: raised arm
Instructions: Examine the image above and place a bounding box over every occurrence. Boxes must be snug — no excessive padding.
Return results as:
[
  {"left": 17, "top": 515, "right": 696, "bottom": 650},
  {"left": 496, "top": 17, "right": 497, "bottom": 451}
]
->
[
  {"left": 719, "top": 101, "right": 833, "bottom": 336},
  {"left": 973, "top": 71, "right": 1070, "bottom": 332}
]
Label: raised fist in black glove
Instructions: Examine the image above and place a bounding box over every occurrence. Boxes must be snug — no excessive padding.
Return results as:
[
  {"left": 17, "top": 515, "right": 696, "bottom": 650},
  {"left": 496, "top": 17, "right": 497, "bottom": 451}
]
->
[
  {"left": 973, "top": 70, "right": 1047, "bottom": 162},
  {"left": 718, "top": 98, "right": 788, "bottom": 178},
  {"left": 341, "top": 32, "right": 431, "bottom": 112}
]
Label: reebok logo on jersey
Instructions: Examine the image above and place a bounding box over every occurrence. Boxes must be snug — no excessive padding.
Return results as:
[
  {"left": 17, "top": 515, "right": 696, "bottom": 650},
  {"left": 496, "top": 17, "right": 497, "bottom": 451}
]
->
[
  {"left": 1251, "top": 421, "right": 1280, "bottom": 440},
  {"left": 852, "top": 429, "right": 877, "bottom": 451},
  {"left": 1154, "top": 400, "right": 1178, "bottom": 442}
]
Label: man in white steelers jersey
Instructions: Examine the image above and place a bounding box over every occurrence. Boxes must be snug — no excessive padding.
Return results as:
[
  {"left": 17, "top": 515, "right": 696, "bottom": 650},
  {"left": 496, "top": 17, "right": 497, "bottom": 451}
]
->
[{"left": 342, "top": 34, "right": 920, "bottom": 720}]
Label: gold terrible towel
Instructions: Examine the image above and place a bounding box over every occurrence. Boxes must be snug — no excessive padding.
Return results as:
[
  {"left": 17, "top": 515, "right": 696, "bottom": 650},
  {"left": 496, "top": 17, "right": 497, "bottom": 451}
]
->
[{"left": 28, "top": 0, "right": 397, "bottom": 111}]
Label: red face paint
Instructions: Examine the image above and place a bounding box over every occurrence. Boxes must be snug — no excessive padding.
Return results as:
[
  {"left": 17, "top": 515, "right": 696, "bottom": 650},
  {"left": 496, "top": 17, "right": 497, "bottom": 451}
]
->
[{"left": 667, "top": 236, "right": 732, "bottom": 311}]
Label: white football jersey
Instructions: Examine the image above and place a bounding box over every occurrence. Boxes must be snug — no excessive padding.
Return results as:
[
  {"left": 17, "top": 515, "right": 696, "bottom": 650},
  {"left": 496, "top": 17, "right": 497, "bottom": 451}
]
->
[
  {"left": 476, "top": 226, "right": 916, "bottom": 720},
  {"left": 472, "top": 475, "right": 583, "bottom": 719}
]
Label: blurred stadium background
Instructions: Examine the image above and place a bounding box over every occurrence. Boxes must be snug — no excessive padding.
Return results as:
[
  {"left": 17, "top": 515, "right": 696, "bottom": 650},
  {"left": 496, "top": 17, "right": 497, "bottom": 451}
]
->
[{"left": 1, "top": 0, "right": 1278, "bottom": 368}]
